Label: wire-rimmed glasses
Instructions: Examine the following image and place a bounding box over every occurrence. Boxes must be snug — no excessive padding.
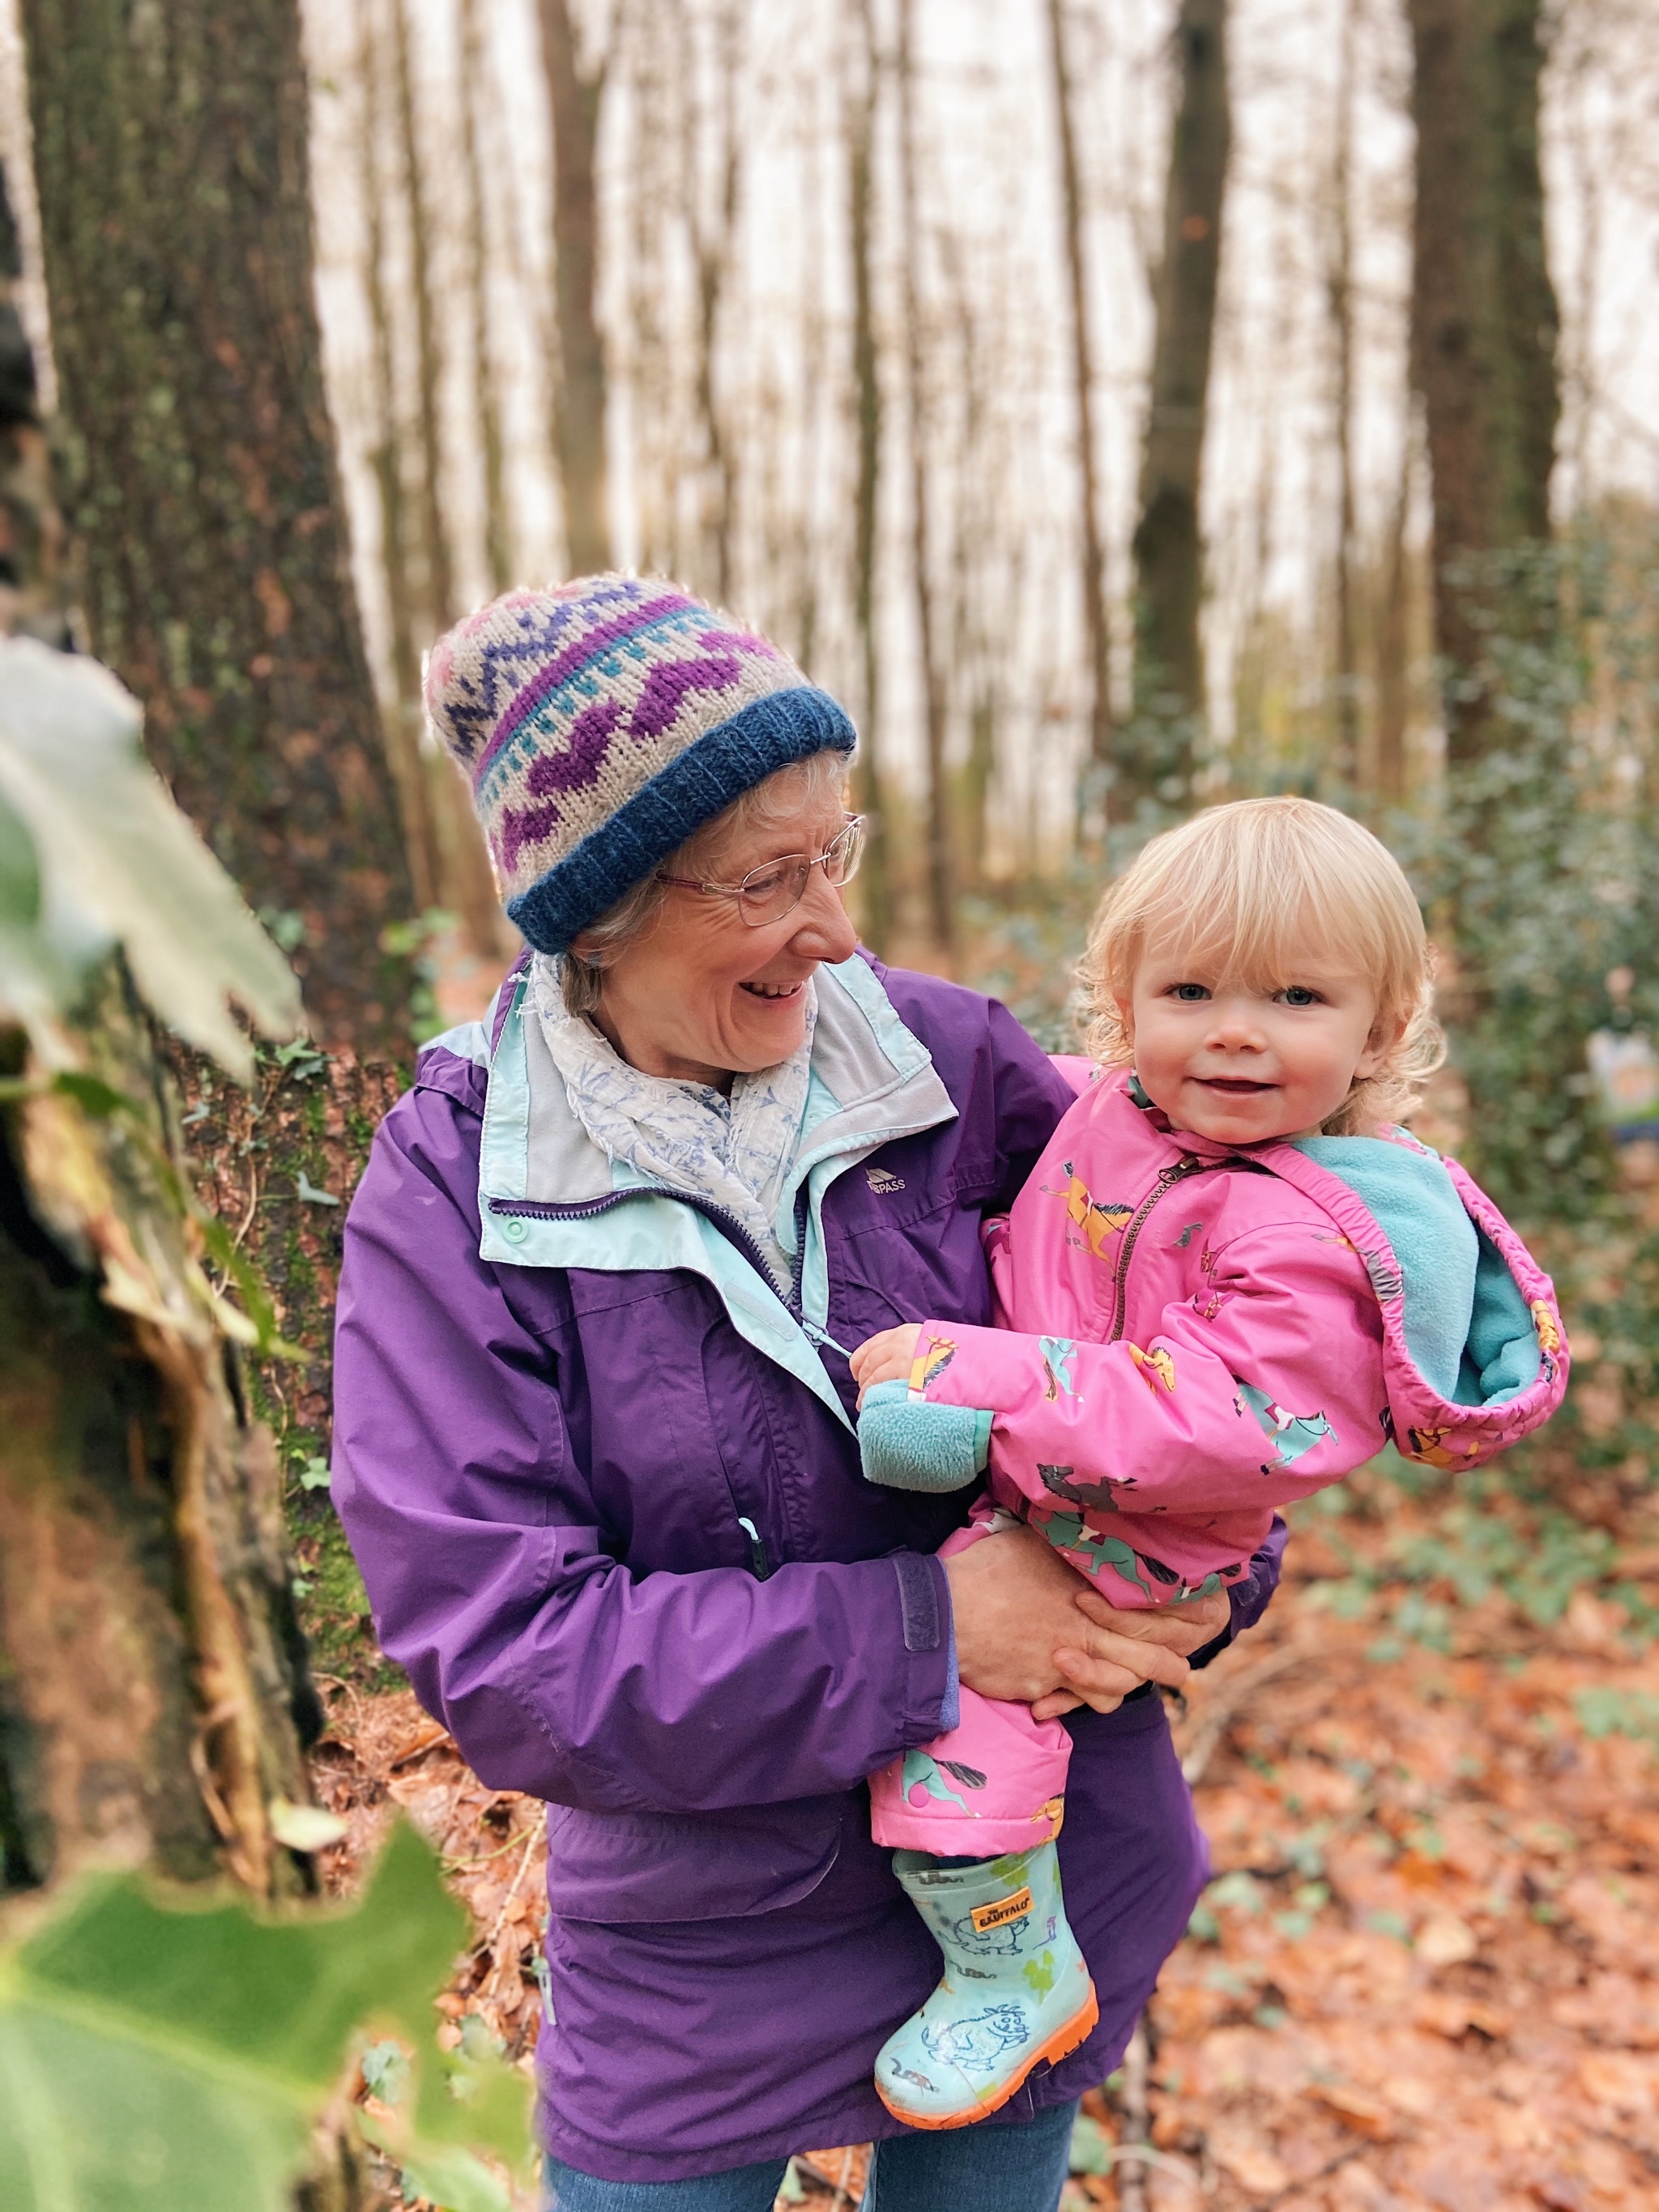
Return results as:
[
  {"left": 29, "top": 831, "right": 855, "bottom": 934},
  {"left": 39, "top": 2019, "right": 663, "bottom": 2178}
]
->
[{"left": 656, "top": 815, "right": 866, "bottom": 927}]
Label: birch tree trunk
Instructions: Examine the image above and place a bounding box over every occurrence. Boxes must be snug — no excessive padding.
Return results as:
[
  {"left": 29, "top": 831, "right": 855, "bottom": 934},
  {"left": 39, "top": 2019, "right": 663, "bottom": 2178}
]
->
[
  {"left": 1406, "top": 0, "right": 1560, "bottom": 757},
  {"left": 19, "top": 0, "right": 416, "bottom": 1057},
  {"left": 1046, "top": 0, "right": 1113, "bottom": 782},
  {"left": 537, "top": 0, "right": 612, "bottom": 575},
  {"left": 1129, "top": 0, "right": 1230, "bottom": 808},
  {"left": 1328, "top": 0, "right": 1361, "bottom": 793},
  {"left": 459, "top": 0, "right": 514, "bottom": 599},
  {"left": 847, "top": 0, "right": 891, "bottom": 953},
  {"left": 896, "top": 0, "right": 954, "bottom": 957}
]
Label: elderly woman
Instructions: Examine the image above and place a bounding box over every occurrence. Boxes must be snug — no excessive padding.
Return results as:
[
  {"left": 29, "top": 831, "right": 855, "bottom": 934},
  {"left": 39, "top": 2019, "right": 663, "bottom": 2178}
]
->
[{"left": 333, "top": 578, "right": 1284, "bottom": 2212}]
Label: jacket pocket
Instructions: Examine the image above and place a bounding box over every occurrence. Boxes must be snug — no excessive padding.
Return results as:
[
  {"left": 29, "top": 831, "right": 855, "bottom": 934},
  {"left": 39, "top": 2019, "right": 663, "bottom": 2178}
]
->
[{"left": 544, "top": 1794, "right": 846, "bottom": 1923}]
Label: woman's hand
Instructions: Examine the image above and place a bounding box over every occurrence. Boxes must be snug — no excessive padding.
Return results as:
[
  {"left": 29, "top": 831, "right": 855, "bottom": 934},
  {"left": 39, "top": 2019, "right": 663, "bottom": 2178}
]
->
[
  {"left": 943, "top": 1523, "right": 1224, "bottom": 1715},
  {"left": 850, "top": 1322, "right": 922, "bottom": 1400},
  {"left": 1034, "top": 1581, "right": 1230, "bottom": 1720}
]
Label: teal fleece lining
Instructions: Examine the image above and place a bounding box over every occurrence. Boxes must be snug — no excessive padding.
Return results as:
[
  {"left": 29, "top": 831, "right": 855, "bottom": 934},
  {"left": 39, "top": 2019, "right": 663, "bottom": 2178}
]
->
[{"left": 1294, "top": 1136, "right": 1539, "bottom": 1408}]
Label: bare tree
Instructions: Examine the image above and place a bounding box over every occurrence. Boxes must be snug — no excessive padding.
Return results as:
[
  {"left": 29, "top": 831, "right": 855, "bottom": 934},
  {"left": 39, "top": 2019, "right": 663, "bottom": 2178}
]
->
[
  {"left": 391, "top": 0, "right": 454, "bottom": 633},
  {"left": 459, "top": 0, "right": 515, "bottom": 598},
  {"left": 359, "top": 0, "right": 442, "bottom": 917},
  {"left": 1130, "top": 0, "right": 1231, "bottom": 804},
  {"left": 19, "top": 0, "right": 416, "bottom": 1054},
  {"left": 847, "top": 0, "right": 892, "bottom": 952},
  {"left": 896, "top": 0, "right": 954, "bottom": 954},
  {"left": 1045, "top": 0, "right": 1112, "bottom": 782},
  {"left": 537, "top": 0, "right": 612, "bottom": 574},
  {"left": 681, "top": 0, "right": 745, "bottom": 605},
  {"left": 1328, "top": 0, "right": 1361, "bottom": 791},
  {"left": 1405, "top": 0, "right": 1560, "bottom": 756}
]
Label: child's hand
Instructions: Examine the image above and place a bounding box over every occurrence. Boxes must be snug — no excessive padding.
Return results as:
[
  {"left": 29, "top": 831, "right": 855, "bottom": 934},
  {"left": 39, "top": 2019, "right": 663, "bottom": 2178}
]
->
[{"left": 850, "top": 1323, "right": 923, "bottom": 1403}]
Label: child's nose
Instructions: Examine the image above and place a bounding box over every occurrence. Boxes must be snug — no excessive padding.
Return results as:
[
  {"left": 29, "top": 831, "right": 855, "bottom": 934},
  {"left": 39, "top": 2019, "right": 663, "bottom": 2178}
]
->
[{"left": 1207, "top": 999, "right": 1265, "bottom": 1047}]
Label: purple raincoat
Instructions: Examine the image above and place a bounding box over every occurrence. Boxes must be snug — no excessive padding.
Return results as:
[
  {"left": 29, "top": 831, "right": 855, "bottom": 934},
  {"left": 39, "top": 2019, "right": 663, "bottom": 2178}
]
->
[{"left": 332, "top": 953, "right": 1284, "bottom": 2181}]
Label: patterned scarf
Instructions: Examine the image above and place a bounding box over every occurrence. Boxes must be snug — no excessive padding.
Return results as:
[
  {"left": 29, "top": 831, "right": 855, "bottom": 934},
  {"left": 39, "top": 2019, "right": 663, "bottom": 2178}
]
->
[{"left": 531, "top": 953, "right": 817, "bottom": 1294}]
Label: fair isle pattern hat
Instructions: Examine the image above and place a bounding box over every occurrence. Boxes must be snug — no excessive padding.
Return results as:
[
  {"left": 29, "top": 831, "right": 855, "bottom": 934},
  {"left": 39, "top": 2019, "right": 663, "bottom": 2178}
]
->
[{"left": 425, "top": 574, "right": 856, "bottom": 955}]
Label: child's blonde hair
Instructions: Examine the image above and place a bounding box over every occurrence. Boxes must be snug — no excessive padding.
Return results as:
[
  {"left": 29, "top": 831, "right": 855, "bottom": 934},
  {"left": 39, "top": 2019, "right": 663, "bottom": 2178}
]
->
[{"left": 1077, "top": 796, "right": 1444, "bottom": 1135}]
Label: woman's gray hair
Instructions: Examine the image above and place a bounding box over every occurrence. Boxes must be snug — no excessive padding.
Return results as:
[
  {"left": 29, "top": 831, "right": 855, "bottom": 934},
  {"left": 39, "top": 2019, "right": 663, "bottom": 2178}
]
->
[{"left": 560, "top": 748, "right": 851, "bottom": 1018}]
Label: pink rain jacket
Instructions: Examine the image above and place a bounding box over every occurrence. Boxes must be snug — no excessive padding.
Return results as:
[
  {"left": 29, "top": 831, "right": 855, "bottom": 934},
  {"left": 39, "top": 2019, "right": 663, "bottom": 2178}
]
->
[{"left": 906, "top": 1067, "right": 1568, "bottom": 1605}]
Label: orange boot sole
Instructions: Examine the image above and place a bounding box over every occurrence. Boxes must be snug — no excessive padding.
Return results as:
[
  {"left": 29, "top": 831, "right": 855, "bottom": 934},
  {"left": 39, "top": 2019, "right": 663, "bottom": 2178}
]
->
[{"left": 873, "top": 1985, "right": 1101, "bottom": 2132}]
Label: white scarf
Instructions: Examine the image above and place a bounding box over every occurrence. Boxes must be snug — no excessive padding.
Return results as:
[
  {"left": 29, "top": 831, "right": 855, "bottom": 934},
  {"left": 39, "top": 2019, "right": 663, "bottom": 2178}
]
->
[{"left": 530, "top": 953, "right": 817, "bottom": 1294}]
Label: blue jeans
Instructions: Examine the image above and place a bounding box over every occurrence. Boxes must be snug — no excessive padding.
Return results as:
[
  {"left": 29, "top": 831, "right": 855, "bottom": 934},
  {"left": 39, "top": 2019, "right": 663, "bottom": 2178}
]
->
[{"left": 544, "top": 2096, "right": 1080, "bottom": 2211}]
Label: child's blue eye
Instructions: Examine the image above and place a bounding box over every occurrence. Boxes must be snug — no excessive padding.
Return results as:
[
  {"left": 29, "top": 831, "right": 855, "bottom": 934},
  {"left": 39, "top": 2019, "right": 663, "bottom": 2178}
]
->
[
  {"left": 1281, "top": 987, "right": 1319, "bottom": 1007},
  {"left": 1171, "top": 983, "right": 1210, "bottom": 1003}
]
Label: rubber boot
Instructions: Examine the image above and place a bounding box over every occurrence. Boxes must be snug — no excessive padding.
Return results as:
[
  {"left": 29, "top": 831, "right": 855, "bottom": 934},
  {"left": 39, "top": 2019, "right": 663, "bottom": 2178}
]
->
[{"left": 875, "top": 1841, "right": 1098, "bottom": 2129}]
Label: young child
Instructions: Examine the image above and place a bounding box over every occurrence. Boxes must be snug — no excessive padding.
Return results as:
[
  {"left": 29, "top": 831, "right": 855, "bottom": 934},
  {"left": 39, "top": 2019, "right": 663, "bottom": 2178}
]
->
[{"left": 849, "top": 796, "right": 1567, "bottom": 2130}]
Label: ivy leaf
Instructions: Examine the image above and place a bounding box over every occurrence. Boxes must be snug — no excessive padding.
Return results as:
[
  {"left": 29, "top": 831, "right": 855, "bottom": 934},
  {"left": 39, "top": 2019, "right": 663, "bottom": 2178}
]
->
[
  {"left": 0, "top": 638, "right": 301, "bottom": 1078},
  {"left": 0, "top": 1820, "right": 533, "bottom": 2211}
]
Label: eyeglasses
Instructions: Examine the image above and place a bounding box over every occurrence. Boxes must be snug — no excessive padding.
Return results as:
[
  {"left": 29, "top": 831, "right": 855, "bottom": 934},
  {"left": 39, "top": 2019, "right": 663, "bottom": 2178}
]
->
[{"left": 657, "top": 815, "right": 866, "bottom": 927}]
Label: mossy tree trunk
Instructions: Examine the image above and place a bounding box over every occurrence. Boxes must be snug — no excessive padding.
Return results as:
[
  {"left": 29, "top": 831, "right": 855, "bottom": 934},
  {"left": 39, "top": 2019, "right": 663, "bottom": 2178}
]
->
[
  {"left": 0, "top": 970, "right": 318, "bottom": 1901},
  {"left": 18, "top": 0, "right": 416, "bottom": 1056}
]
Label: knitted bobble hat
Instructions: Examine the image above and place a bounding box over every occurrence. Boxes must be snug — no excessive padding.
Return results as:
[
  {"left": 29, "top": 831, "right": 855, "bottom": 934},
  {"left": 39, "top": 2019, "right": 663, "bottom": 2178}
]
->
[{"left": 425, "top": 574, "right": 856, "bottom": 955}]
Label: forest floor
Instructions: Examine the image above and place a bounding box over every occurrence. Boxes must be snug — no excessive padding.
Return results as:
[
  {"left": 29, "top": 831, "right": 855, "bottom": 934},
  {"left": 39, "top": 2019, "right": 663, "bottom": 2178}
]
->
[{"left": 305, "top": 1455, "right": 1659, "bottom": 2212}]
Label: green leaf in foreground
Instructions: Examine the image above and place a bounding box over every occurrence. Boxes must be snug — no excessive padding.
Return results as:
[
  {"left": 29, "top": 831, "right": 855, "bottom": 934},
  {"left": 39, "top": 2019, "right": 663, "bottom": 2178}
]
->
[{"left": 0, "top": 1820, "right": 533, "bottom": 2212}]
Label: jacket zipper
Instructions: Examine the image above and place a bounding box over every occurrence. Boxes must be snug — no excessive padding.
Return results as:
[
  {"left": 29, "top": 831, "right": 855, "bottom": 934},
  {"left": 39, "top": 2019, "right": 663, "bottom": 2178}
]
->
[
  {"left": 488, "top": 1184, "right": 835, "bottom": 1581},
  {"left": 1107, "top": 1155, "right": 1208, "bottom": 1343}
]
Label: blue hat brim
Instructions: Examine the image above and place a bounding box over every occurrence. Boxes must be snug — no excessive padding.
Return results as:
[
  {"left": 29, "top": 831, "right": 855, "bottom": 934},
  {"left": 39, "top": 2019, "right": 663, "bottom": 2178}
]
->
[{"left": 505, "top": 685, "right": 857, "bottom": 957}]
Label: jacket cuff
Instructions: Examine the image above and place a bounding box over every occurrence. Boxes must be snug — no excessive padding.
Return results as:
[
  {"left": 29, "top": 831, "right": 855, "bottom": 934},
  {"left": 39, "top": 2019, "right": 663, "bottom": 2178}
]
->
[
  {"left": 889, "top": 1550, "right": 955, "bottom": 1743},
  {"left": 859, "top": 1379, "right": 990, "bottom": 1491},
  {"left": 1191, "top": 1515, "right": 1290, "bottom": 1670}
]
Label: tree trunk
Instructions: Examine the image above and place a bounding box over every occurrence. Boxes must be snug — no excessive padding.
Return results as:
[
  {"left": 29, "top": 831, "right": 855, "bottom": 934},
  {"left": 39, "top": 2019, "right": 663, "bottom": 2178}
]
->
[
  {"left": 537, "top": 0, "right": 612, "bottom": 576},
  {"left": 390, "top": 0, "right": 454, "bottom": 635},
  {"left": 1328, "top": 0, "right": 1361, "bottom": 794},
  {"left": 895, "top": 0, "right": 954, "bottom": 957},
  {"left": 0, "top": 970, "right": 318, "bottom": 1899},
  {"left": 358, "top": 0, "right": 441, "bottom": 921},
  {"left": 847, "top": 0, "right": 891, "bottom": 953},
  {"left": 19, "top": 0, "right": 416, "bottom": 1057},
  {"left": 388, "top": 0, "right": 505, "bottom": 961},
  {"left": 459, "top": 0, "right": 514, "bottom": 600},
  {"left": 1405, "top": 0, "right": 1560, "bottom": 755},
  {"left": 0, "top": 164, "right": 74, "bottom": 652},
  {"left": 683, "top": 0, "right": 744, "bottom": 607},
  {"left": 1373, "top": 420, "right": 1415, "bottom": 807},
  {"left": 1045, "top": 0, "right": 1113, "bottom": 783},
  {"left": 1129, "top": 0, "right": 1230, "bottom": 804}
]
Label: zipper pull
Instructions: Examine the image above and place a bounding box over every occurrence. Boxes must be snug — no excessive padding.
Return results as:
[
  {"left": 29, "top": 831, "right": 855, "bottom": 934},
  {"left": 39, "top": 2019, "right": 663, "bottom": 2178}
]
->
[
  {"left": 800, "top": 1317, "right": 855, "bottom": 1359},
  {"left": 736, "top": 1515, "right": 773, "bottom": 1581}
]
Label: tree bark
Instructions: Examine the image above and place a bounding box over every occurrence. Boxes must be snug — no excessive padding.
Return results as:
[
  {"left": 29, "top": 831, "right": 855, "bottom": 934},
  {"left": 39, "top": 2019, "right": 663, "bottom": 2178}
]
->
[
  {"left": 895, "top": 0, "right": 954, "bottom": 957},
  {"left": 458, "top": 0, "right": 514, "bottom": 601},
  {"left": 847, "top": 0, "right": 891, "bottom": 954},
  {"left": 1405, "top": 0, "right": 1560, "bottom": 754},
  {"left": 537, "top": 0, "right": 612, "bottom": 575},
  {"left": 390, "top": 0, "right": 455, "bottom": 635},
  {"left": 387, "top": 0, "right": 505, "bottom": 961},
  {"left": 0, "top": 163, "right": 74, "bottom": 653},
  {"left": 681, "top": 0, "right": 744, "bottom": 607},
  {"left": 0, "top": 970, "right": 318, "bottom": 1899},
  {"left": 1129, "top": 0, "right": 1230, "bottom": 803},
  {"left": 1045, "top": 0, "right": 1112, "bottom": 782},
  {"left": 1328, "top": 0, "right": 1361, "bottom": 793},
  {"left": 358, "top": 0, "right": 441, "bottom": 921},
  {"left": 19, "top": 0, "right": 416, "bottom": 1057}
]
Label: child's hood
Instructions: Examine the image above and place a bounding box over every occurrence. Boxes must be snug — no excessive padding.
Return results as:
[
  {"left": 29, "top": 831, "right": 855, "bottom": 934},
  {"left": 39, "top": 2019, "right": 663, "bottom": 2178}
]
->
[{"left": 1263, "top": 1124, "right": 1566, "bottom": 1468}]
